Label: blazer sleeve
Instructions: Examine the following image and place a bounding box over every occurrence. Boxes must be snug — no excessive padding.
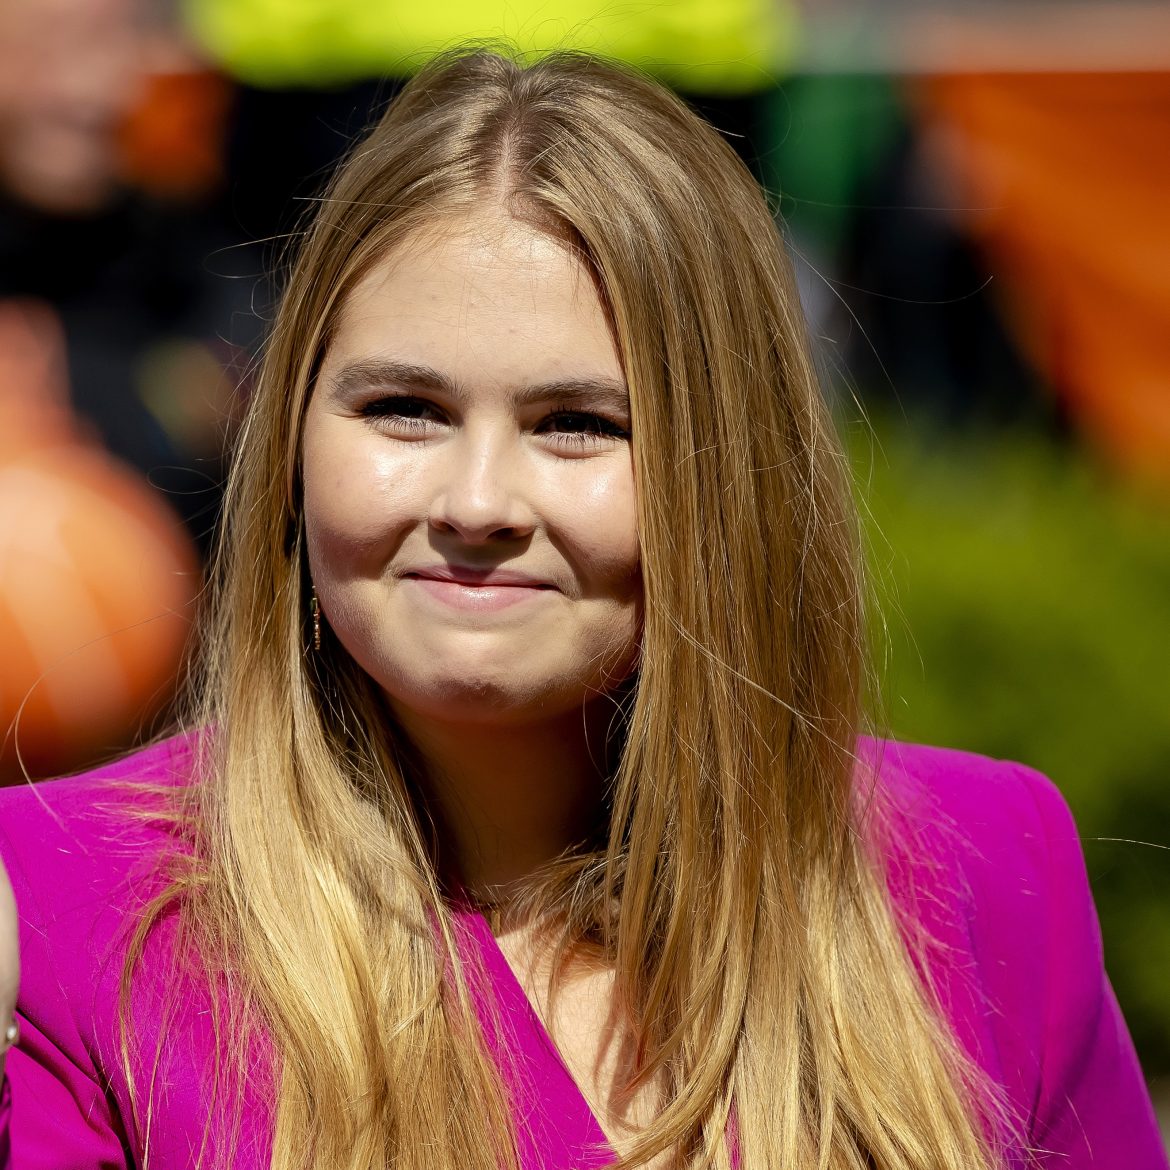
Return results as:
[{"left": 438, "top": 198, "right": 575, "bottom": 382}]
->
[
  {"left": 1, "top": 1075, "right": 10, "bottom": 1167},
  {"left": 1015, "top": 763, "right": 1167, "bottom": 1168},
  {"left": 0, "top": 817, "right": 131, "bottom": 1169}
]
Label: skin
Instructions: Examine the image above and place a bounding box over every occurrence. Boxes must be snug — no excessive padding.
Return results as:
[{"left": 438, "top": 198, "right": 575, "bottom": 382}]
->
[
  {"left": 304, "top": 207, "right": 643, "bottom": 900},
  {"left": 0, "top": 0, "right": 144, "bottom": 214},
  {"left": 0, "top": 205, "right": 652, "bottom": 1143},
  {"left": 0, "top": 865, "right": 15, "bottom": 1081},
  {"left": 303, "top": 207, "right": 659, "bottom": 1152}
]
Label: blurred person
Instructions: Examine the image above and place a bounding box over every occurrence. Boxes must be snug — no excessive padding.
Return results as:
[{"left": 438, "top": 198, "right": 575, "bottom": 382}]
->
[
  {"left": 0, "top": 0, "right": 237, "bottom": 551},
  {"left": 0, "top": 299, "right": 198, "bottom": 783},
  {"left": 0, "top": 49, "right": 1164, "bottom": 1169},
  {"left": 0, "top": 0, "right": 213, "bottom": 780},
  {"left": 0, "top": 0, "right": 141, "bottom": 215}
]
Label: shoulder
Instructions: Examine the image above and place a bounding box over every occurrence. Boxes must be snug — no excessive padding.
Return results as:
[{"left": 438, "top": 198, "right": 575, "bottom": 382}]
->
[
  {"left": 860, "top": 734, "right": 1067, "bottom": 839},
  {"left": 0, "top": 735, "right": 198, "bottom": 1072},
  {"left": 858, "top": 736, "right": 1075, "bottom": 921},
  {"left": 859, "top": 741, "right": 1066, "bottom": 1091},
  {"left": 0, "top": 733, "right": 197, "bottom": 901},
  {"left": 864, "top": 735, "right": 1085, "bottom": 946},
  {"left": 0, "top": 731, "right": 196, "bottom": 819},
  {"left": 858, "top": 736, "right": 1087, "bottom": 982},
  {"left": 0, "top": 734, "right": 275, "bottom": 1168},
  {"left": 858, "top": 738, "right": 1169, "bottom": 1162}
]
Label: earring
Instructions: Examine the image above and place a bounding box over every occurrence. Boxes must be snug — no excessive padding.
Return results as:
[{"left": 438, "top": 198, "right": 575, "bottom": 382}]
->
[{"left": 310, "top": 586, "right": 322, "bottom": 652}]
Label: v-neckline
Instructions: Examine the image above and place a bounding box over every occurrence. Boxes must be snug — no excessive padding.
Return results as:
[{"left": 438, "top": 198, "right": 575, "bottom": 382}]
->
[{"left": 453, "top": 905, "right": 616, "bottom": 1169}]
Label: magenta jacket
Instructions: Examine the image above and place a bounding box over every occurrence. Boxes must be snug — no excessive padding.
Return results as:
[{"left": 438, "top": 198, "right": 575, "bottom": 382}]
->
[{"left": 0, "top": 735, "right": 1165, "bottom": 1168}]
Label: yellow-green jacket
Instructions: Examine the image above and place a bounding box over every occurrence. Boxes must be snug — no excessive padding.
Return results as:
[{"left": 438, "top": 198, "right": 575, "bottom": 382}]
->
[{"left": 184, "top": 0, "right": 797, "bottom": 94}]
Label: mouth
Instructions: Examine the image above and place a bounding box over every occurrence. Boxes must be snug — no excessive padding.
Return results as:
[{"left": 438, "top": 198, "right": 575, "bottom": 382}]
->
[
  {"left": 403, "top": 569, "right": 557, "bottom": 589},
  {"left": 402, "top": 572, "right": 557, "bottom": 612}
]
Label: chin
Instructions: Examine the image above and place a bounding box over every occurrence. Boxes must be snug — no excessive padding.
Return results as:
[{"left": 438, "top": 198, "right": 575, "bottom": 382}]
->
[{"left": 385, "top": 665, "right": 584, "bottom": 728}]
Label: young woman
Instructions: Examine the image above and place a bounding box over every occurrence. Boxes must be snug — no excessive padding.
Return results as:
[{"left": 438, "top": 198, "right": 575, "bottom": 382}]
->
[{"left": 0, "top": 48, "right": 1164, "bottom": 1170}]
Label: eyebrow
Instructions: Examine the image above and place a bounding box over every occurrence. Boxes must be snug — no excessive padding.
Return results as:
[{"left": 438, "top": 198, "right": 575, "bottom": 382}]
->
[{"left": 327, "top": 358, "right": 630, "bottom": 415}]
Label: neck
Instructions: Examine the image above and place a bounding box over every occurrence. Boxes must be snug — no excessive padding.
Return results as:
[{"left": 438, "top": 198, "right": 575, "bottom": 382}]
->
[{"left": 390, "top": 701, "right": 620, "bottom": 901}]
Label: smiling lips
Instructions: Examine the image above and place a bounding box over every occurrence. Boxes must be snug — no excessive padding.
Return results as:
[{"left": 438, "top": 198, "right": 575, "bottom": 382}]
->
[{"left": 402, "top": 566, "right": 558, "bottom": 612}]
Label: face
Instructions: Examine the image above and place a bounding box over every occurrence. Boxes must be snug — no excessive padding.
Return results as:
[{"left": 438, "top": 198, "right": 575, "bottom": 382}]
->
[
  {"left": 0, "top": 0, "right": 143, "bottom": 214},
  {"left": 302, "top": 209, "right": 642, "bottom": 729}
]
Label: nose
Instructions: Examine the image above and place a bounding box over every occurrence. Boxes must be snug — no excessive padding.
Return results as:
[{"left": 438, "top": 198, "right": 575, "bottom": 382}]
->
[{"left": 427, "top": 426, "right": 536, "bottom": 544}]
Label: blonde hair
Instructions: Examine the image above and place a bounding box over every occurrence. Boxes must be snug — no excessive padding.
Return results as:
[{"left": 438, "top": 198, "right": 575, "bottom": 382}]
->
[{"left": 123, "top": 48, "right": 1006, "bottom": 1170}]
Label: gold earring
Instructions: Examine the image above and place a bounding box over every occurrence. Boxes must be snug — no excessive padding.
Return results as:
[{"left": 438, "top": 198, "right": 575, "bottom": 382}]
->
[{"left": 311, "top": 586, "right": 322, "bottom": 651}]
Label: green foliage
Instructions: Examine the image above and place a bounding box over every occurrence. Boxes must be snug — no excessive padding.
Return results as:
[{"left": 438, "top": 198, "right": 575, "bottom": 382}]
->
[
  {"left": 763, "top": 75, "right": 904, "bottom": 254},
  {"left": 850, "top": 415, "right": 1170, "bottom": 1074}
]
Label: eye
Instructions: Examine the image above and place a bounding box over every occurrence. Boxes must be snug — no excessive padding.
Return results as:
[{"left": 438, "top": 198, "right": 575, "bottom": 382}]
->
[
  {"left": 538, "top": 409, "right": 631, "bottom": 449},
  {"left": 359, "top": 394, "right": 445, "bottom": 433}
]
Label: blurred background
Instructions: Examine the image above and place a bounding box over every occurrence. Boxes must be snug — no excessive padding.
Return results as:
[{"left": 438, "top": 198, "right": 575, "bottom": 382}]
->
[{"left": 0, "top": 0, "right": 1166, "bottom": 1136}]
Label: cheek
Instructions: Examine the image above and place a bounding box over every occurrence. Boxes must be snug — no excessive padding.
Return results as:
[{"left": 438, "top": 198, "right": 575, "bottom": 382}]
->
[
  {"left": 557, "top": 466, "right": 641, "bottom": 600},
  {"left": 301, "top": 419, "right": 418, "bottom": 575}
]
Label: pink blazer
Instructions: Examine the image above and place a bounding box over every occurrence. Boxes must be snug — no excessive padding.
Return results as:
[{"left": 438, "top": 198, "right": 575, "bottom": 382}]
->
[{"left": 0, "top": 734, "right": 1165, "bottom": 1168}]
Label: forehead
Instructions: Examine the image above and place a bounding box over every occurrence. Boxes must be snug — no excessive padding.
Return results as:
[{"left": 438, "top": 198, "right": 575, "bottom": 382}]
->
[{"left": 323, "top": 210, "right": 623, "bottom": 388}]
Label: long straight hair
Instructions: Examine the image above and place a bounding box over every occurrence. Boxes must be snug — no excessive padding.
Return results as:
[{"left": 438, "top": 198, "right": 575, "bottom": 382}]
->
[{"left": 123, "top": 48, "right": 1005, "bottom": 1170}]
